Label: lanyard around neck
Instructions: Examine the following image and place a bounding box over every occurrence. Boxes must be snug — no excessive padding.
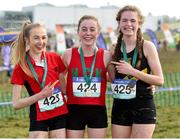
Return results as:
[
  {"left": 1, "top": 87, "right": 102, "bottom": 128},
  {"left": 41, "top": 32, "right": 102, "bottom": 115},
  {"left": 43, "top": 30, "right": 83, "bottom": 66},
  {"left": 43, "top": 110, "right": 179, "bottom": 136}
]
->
[
  {"left": 26, "top": 52, "right": 47, "bottom": 89},
  {"left": 80, "top": 47, "right": 97, "bottom": 85},
  {"left": 121, "top": 40, "right": 138, "bottom": 68}
]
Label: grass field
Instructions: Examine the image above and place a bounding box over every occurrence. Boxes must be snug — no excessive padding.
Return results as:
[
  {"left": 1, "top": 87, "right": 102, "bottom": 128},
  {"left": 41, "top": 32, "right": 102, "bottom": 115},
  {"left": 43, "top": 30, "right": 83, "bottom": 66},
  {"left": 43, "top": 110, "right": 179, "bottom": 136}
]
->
[
  {"left": 159, "top": 50, "right": 180, "bottom": 73},
  {"left": 0, "top": 49, "right": 180, "bottom": 138},
  {"left": 0, "top": 106, "right": 179, "bottom": 138}
]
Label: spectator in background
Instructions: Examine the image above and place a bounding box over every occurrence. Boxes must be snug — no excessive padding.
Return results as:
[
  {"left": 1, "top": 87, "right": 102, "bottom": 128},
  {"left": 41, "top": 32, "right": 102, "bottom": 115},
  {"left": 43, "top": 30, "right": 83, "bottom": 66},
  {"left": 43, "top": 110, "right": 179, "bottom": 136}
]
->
[
  {"left": 162, "top": 39, "right": 168, "bottom": 51},
  {"left": 1, "top": 45, "right": 10, "bottom": 67},
  {"left": 1, "top": 45, "right": 12, "bottom": 76},
  {"left": 175, "top": 33, "right": 180, "bottom": 51}
]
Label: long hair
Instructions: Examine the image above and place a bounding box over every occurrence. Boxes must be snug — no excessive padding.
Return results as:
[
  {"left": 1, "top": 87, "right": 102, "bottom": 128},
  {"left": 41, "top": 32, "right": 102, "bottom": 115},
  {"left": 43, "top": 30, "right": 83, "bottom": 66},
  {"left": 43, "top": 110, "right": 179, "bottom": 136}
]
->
[
  {"left": 113, "top": 5, "right": 144, "bottom": 69},
  {"left": 11, "top": 21, "right": 46, "bottom": 77}
]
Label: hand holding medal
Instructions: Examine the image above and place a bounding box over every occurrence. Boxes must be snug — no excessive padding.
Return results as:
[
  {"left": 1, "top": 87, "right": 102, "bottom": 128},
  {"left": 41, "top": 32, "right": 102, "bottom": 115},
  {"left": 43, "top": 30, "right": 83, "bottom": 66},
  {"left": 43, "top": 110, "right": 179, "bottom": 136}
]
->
[
  {"left": 111, "top": 60, "right": 134, "bottom": 76},
  {"left": 111, "top": 61, "right": 136, "bottom": 89}
]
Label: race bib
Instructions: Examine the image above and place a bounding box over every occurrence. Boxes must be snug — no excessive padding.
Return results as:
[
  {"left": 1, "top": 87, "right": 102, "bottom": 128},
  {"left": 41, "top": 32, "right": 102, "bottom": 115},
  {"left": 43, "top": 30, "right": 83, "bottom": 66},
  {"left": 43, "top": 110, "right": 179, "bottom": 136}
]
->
[
  {"left": 73, "top": 77, "right": 101, "bottom": 97},
  {"left": 38, "top": 88, "right": 64, "bottom": 112},
  {"left": 111, "top": 79, "right": 136, "bottom": 99}
]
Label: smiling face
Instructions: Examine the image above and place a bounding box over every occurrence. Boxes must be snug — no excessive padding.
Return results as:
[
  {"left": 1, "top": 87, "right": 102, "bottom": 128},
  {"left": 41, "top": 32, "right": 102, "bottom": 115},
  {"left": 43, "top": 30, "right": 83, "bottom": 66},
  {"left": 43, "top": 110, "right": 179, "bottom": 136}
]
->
[
  {"left": 116, "top": 5, "right": 144, "bottom": 39},
  {"left": 25, "top": 26, "right": 48, "bottom": 55},
  {"left": 78, "top": 18, "right": 100, "bottom": 47},
  {"left": 118, "top": 11, "right": 139, "bottom": 38}
]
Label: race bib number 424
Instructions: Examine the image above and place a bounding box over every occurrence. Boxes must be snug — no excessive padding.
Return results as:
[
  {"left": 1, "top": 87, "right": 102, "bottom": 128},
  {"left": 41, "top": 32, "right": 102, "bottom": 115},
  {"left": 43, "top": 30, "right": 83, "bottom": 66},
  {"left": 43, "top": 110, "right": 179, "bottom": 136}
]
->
[{"left": 73, "top": 77, "right": 101, "bottom": 97}]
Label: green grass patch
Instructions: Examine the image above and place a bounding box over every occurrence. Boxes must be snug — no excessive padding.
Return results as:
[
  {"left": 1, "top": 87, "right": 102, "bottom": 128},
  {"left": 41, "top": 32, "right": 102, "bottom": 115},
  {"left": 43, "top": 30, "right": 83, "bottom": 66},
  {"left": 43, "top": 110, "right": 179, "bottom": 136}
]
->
[
  {"left": 0, "top": 117, "right": 29, "bottom": 138},
  {"left": 159, "top": 50, "right": 180, "bottom": 73},
  {"left": 0, "top": 106, "right": 179, "bottom": 138},
  {"left": 154, "top": 107, "right": 180, "bottom": 138}
]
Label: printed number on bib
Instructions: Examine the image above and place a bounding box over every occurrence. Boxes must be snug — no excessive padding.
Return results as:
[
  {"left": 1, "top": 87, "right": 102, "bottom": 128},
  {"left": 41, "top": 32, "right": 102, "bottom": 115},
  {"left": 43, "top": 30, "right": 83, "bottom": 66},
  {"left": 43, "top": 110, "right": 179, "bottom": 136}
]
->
[
  {"left": 73, "top": 77, "right": 101, "bottom": 97},
  {"left": 38, "top": 88, "right": 64, "bottom": 112},
  {"left": 111, "top": 79, "right": 136, "bottom": 99}
]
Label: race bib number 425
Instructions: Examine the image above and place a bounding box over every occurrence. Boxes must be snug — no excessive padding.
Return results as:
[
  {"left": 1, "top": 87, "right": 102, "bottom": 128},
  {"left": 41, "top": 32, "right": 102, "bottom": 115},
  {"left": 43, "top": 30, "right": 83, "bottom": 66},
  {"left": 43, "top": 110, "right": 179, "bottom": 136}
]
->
[
  {"left": 38, "top": 88, "right": 64, "bottom": 112},
  {"left": 111, "top": 79, "right": 136, "bottom": 99}
]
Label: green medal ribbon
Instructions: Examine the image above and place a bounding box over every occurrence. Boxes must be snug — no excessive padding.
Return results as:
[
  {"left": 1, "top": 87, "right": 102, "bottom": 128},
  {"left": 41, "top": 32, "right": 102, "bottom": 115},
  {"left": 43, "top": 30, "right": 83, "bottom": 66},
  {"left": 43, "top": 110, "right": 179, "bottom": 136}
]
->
[
  {"left": 121, "top": 40, "right": 138, "bottom": 68},
  {"left": 121, "top": 40, "right": 138, "bottom": 88},
  {"left": 26, "top": 52, "right": 48, "bottom": 89},
  {"left": 80, "top": 47, "right": 97, "bottom": 85}
]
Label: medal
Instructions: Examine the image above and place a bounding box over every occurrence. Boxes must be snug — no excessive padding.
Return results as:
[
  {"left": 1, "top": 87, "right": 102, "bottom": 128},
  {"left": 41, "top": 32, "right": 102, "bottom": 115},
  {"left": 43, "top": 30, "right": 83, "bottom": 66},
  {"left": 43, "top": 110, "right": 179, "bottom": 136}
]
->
[
  {"left": 80, "top": 47, "right": 97, "bottom": 85},
  {"left": 127, "top": 80, "right": 136, "bottom": 88},
  {"left": 35, "top": 60, "right": 45, "bottom": 67},
  {"left": 121, "top": 40, "right": 138, "bottom": 86},
  {"left": 26, "top": 52, "right": 47, "bottom": 89},
  {"left": 86, "top": 89, "right": 92, "bottom": 97}
]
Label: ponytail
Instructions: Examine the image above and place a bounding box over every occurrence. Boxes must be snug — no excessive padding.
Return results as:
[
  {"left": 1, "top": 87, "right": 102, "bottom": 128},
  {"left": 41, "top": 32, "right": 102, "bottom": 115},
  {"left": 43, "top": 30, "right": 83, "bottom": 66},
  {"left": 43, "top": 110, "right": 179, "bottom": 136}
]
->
[{"left": 11, "top": 21, "right": 44, "bottom": 77}]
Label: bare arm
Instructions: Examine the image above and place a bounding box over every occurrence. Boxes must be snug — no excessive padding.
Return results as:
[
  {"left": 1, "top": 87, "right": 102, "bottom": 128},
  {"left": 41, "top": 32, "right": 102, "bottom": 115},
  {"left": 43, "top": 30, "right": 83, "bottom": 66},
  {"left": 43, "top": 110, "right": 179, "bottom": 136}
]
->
[
  {"left": 140, "top": 40, "right": 164, "bottom": 85},
  {"left": 60, "top": 48, "right": 72, "bottom": 94},
  {"left": 59, "top": 70, "right": 67, "bottom": 94},
  {"left": 111, "top": 41, "right": 164, "bottom": 86},
  {"left": 103, "top": 50, "right": 115, "bottom": 82},
  {"left": 12, "top": 81, "right": 59, "bottom": 110},
  {"left": 107, "top": 63, "right": 116, "bottom": 82},
  {"left": 61, "top": 48, "right": 72, "bottom": 67}
]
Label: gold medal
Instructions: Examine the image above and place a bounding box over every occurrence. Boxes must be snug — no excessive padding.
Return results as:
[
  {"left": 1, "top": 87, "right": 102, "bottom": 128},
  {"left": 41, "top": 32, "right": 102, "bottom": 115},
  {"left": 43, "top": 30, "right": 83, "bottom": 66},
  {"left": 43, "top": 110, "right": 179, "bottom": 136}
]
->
[{"left": 86, "top": 89, "right": 92, "bottom": 97}]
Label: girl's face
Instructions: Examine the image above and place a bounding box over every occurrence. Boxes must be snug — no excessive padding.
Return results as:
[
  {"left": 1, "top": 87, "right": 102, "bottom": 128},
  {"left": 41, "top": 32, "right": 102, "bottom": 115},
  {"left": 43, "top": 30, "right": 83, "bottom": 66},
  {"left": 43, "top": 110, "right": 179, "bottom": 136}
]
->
[
  {"left": 118, "top": 11, "right": 140, "bottom": 37},
  {"left": 78, "top": 19, "right": 99, "bottom": 47},
  {"left": 26, "top": 27, "right": 48, "bottom": 55}
]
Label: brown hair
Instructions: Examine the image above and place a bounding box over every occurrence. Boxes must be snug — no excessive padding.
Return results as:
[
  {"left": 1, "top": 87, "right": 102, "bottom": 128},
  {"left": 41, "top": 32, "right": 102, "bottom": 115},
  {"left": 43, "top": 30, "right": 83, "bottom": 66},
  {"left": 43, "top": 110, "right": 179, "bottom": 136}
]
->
[
  {"left": 113, "top": 5, "right": 144, "bottom": 69},
  {"left": 11, "top": 21, "right": 46, "bottom": 77},
  {"left": 77, "top": 15, "right": 101, "bottom": 32}
]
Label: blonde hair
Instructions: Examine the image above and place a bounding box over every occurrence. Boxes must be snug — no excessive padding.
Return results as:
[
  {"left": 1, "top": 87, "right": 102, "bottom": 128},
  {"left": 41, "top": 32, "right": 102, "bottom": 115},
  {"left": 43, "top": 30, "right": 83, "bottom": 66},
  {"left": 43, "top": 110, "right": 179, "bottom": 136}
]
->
[{"left": 11, "top": 21, "right": 46, "bottom": 77}]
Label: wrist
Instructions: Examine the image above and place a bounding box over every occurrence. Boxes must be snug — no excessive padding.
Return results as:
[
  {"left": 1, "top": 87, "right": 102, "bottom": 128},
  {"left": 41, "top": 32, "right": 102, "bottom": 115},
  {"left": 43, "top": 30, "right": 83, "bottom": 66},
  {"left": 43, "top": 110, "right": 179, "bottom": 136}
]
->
[
  {"left": 36, "top": 91, "right": 45, "bottom": 100},
  {"left": 131, "top": 68, "right": 137, "bottom": 77}
]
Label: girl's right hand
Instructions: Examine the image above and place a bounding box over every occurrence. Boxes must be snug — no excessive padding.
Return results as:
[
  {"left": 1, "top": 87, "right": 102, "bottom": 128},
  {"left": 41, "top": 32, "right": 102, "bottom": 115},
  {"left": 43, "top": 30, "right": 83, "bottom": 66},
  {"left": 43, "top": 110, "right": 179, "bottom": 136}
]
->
[{"left": 38, "top": 80, "right": 59, "bottom": 99}]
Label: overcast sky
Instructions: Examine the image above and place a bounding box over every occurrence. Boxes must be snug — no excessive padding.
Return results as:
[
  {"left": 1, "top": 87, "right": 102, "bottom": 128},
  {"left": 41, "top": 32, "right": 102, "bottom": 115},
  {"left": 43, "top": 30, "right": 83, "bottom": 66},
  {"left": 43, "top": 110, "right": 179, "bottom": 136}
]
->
[{"left": 0, "top": 0, "right": 179, "bottom": 18}]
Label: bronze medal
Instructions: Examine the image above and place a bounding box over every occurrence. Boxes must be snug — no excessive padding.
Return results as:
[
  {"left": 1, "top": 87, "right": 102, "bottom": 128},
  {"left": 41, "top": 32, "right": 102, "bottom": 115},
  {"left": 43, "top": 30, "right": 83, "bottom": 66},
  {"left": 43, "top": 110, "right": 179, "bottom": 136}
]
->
[{"left": 127, "top": 80, "right": 136, "bottom": 88}]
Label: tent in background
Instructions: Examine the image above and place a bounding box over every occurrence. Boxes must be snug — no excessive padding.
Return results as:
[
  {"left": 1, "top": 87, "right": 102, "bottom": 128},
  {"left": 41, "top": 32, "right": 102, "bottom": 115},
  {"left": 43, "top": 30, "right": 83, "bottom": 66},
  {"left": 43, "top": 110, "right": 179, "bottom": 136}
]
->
[
  {"left": 0, "top": 27, "right": 18, "bottom": 45},
  {"left": 0, "top": 27, "right": 18, "bottom": 76},
  {"left": 162, "top": 24, "right": 176, "bottom": 50}
]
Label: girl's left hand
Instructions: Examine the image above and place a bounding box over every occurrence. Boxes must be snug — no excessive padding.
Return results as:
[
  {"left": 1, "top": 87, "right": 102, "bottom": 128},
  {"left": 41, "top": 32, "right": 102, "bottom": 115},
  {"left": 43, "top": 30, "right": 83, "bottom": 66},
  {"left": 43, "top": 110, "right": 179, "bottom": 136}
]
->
[{"left": 147, "top": 85, "right": 156, "bottom": 94}]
